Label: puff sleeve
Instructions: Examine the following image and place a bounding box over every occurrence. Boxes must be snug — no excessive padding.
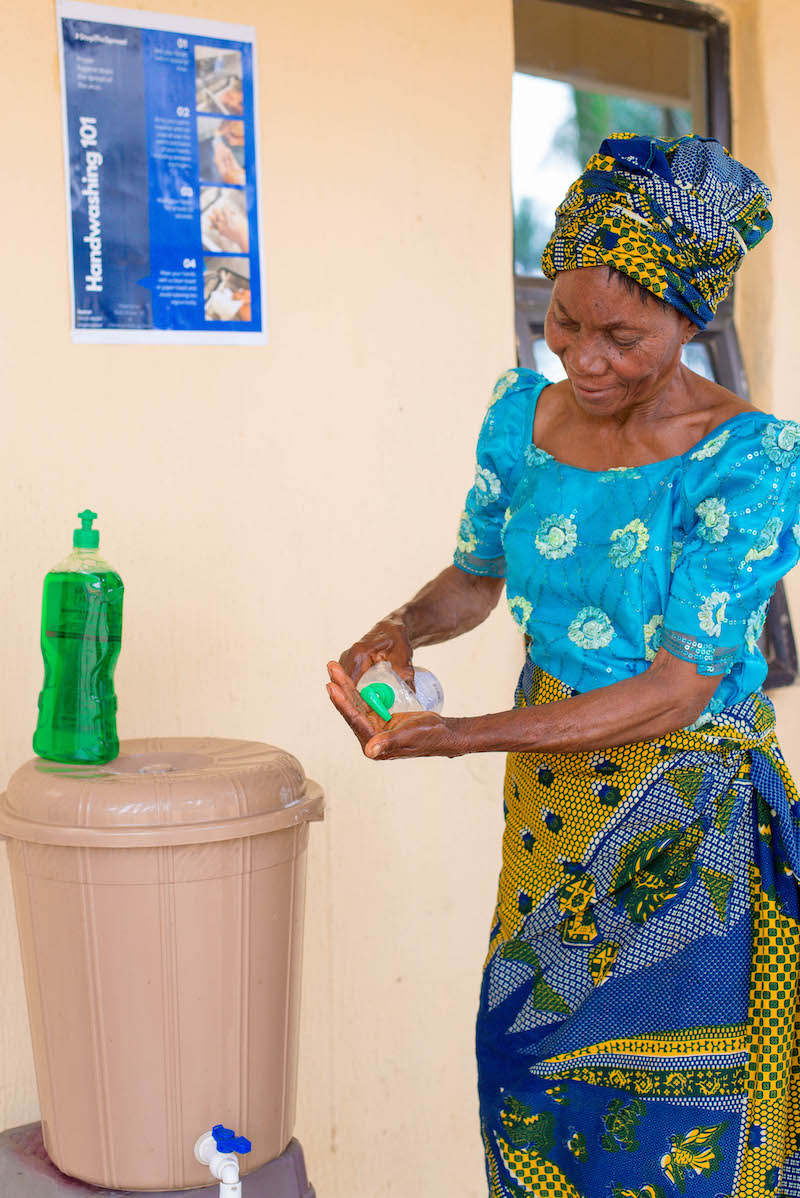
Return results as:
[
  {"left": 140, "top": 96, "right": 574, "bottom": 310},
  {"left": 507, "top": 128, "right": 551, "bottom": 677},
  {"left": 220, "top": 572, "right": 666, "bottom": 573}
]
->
[
  {"left": 453, "top": 369, "right": 548, "bottom": 577},
  {"left": 663, "top": 417, "right": 800, "bottom": 675}
]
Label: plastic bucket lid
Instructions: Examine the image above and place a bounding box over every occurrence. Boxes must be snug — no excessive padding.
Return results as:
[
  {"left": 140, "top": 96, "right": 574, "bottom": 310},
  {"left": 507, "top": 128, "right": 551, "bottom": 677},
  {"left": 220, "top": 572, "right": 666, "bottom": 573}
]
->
[{"left": 0, "top": 737, "right": 324, "bottom": 848}]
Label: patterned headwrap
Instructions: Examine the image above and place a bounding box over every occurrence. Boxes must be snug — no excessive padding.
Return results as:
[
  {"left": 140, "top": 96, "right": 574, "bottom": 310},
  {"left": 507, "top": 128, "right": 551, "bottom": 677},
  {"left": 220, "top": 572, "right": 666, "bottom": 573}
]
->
[{"left": 541, "top": 133, "right": 773, "bottom": 329}]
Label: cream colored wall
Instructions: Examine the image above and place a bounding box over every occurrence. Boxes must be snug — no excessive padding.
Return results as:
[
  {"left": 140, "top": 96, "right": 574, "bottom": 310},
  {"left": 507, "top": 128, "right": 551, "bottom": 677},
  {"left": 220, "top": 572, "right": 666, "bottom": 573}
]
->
[
  {"left": 723, "top": 0, "right": 800, "bottom": 753},
  {"left": 0, "top": 1, "right": 517, "bottom": 1196},
  {"left": 1, "top": 1, "right": 799, "bottom": 1197}
]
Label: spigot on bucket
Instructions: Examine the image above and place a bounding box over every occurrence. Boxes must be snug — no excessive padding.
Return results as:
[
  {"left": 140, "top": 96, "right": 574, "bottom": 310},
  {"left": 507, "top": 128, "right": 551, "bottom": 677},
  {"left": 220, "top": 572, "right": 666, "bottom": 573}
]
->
[{"left": 194, "top": 1125, "right": 252, "bottom": 1198}]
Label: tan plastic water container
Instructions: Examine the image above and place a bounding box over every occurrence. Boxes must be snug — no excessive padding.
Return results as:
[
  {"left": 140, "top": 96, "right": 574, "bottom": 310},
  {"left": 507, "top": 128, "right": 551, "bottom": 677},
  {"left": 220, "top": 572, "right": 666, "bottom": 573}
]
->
[{"left": 0, "top": 738, "right": 324, "bottom": 1191}]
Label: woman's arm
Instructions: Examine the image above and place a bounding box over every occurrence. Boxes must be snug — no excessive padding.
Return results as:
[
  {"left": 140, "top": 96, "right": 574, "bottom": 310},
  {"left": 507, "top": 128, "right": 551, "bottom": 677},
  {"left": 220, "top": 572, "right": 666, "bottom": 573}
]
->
[
  {"left": 445, "top": 647, "right": 721, "bottom": 754},
  {"left": 339, "top": 565, "right": 505, "bottom": 684},
  {"left": 326, "top": 646, "right": 722, "bottom": 759}
]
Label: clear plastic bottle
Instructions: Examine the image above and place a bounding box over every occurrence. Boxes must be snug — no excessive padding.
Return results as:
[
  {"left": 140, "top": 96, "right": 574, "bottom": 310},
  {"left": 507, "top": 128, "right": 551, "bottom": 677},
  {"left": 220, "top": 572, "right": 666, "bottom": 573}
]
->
[
  {"left": 33, "top": 510, "right": 124, "bottom": 764},
  {"left": 358, "top": 662, "right": 444, "bottom": 722}
]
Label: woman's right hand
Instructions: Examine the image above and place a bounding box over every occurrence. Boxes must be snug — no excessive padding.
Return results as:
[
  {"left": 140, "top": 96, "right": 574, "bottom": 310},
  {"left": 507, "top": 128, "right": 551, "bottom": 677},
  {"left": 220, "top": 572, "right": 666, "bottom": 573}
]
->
[{"left": 338, "top": 615, "right": 414, "bottom": 686}]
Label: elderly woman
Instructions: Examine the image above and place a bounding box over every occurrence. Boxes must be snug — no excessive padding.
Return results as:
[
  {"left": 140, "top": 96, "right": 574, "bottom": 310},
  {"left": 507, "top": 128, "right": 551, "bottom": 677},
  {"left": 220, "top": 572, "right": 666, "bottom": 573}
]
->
[{"left": 327, "top": 134, "right": 800, "bottom": 1198}]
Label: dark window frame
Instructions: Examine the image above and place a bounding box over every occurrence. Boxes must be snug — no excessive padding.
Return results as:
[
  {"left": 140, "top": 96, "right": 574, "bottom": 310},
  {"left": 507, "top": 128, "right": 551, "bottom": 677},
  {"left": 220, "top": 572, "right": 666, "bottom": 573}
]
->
[{"left": 513, "top": 0, "right": 796, "bottom": 689}]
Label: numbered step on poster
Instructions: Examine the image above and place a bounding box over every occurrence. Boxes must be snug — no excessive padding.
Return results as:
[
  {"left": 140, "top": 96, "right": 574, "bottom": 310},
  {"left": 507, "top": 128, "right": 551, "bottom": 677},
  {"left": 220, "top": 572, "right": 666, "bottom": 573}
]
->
[{"left": 57, "top": 0, "right": 266, "bottom": 344}]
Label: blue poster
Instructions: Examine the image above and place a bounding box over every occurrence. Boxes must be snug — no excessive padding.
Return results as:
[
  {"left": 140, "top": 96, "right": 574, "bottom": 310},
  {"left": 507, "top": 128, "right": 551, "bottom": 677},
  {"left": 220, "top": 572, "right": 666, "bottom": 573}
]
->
[{"left": 57, "top": 1, "right": 266, "bottom": 343}]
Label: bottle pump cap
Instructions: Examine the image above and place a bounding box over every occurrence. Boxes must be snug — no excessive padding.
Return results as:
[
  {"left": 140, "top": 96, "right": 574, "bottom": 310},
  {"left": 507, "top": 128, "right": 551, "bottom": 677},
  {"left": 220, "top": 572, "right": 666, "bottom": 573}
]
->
[
  {"left": 360, "top": 682, "right": 395, "bottom": 722},
  {"left": 73, "top": 509, "right": 99, "bottom": 550}
]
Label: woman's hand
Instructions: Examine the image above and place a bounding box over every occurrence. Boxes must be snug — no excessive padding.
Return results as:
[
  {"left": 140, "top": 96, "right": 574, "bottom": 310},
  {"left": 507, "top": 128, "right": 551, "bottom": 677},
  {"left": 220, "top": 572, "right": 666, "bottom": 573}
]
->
[
  {"left": 326, "top": 662, "right": 463, "bottom": 759},
  {"left": 336, "top": 567, "right": 504, "bottom": 688},
  {"left": 338, "top": 616, "right": 415, "bottom": 686}
]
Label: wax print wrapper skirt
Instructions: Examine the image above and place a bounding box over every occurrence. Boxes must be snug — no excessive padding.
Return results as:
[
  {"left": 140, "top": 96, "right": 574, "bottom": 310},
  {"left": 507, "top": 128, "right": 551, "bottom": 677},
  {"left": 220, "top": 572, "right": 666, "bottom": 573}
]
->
[{"left": 477, "top": 661, "right": 800, "bottom": 1198}]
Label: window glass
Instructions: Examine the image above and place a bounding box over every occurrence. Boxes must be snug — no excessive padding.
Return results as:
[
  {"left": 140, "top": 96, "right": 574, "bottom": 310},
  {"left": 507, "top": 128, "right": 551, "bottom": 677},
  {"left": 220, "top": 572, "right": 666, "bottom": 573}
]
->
[
  {"left": 680, "top": 340, "right": 715, "bottom": 381},
  {"left": 530, "top": 337, "right": 716, "bottom": 383},
  {"left": 530, "top": 337, "right": 567, "bottom": 382},
  {"left": 512, "top": 75, "right": 692, "bottom": 277}
]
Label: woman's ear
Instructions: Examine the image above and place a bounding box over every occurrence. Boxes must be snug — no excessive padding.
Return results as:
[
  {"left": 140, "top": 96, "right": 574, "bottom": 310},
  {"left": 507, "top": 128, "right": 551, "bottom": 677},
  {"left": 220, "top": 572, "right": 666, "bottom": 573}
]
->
[{"left": 680, "top": 317, "right": 698, "bottom": 346}]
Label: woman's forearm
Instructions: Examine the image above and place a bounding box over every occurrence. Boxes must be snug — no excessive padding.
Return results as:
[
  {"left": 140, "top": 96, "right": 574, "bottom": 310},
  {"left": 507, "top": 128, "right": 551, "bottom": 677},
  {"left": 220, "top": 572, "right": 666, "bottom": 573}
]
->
[
  {"left": 339, "top": 564, "right": 504, "bottom": 683},
  {"left": 391, "top": 565, "right": 505, "bottom": 648},
  {"left": 444, "top": 651, "right": 720, "bottom": 757}
]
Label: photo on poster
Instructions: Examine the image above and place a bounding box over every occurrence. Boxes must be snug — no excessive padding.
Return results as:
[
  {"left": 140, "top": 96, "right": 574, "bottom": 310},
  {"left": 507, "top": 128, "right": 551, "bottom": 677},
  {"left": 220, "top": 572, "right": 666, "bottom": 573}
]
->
[
  {"left": 201, "top": 187, "right": 249, "bottom": 253},
  {"left": 204, "top": 256, "right": 251, "bottom": 322},
  {"left": 57, "top": 0, "right": 266, "bottom": 344},
  {"left": 197, "top": 116, "right": 246, "bottom": 186},
  {"left": 195, "top": 45, "right": 243, "bottom": 115}
]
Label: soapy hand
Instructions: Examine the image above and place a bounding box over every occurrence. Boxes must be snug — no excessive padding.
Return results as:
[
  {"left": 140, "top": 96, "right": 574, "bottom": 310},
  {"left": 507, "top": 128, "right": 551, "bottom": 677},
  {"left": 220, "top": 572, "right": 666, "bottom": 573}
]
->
[
  {"left": 209, "top": 204, "right": 249, "bottom": 251},
  {"left": 212, "top": 137, "right": 245, "bottom": 185},
  {"left": 326, "top": 662, "right": 462, "bottom": 759}
]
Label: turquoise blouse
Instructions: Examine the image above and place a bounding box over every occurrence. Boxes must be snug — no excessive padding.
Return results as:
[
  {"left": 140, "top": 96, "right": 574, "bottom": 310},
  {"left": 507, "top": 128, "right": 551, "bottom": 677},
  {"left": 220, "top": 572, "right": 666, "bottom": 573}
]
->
[{"left": 453, "top": 369, "right": 800, "bottom": 724}]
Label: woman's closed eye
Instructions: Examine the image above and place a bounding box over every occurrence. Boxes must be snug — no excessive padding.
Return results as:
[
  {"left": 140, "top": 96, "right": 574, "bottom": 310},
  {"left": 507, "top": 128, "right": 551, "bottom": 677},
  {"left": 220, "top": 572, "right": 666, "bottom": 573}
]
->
[
  {"left": 610, "top": 334, "right": 640, "bottom": 349},
  {"left": 554, "top": 313, "right": 638, "bottom": 347}
]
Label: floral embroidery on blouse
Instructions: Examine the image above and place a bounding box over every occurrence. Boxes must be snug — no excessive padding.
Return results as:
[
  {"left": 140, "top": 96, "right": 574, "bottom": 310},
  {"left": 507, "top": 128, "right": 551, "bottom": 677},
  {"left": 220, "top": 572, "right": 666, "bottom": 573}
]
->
[
  {"left": 762, "top": 420, "right": 800, "bottom": 467},
  {"left": 698, "top": 591, "right": 730, "bottom": 638},
  {"left": 597, "top": 467, "right": 643, "bottom": 482},
  {"left": 568, "top": 607, "right": 615, "bottom": 650},
  {"left": 489, "top": 370, "right": 519, "bottom": 407},
  {"left": 535, "top": 515, "right": 578, "bottom": 560},
  {"left": 454, "top": 370, "right": 800, "bottom": 720},
  {"left": 745, "top": 600, "right": 769, "bottom": 653},
  {"left": 525, "top": 444, "right": 551, "bottom": 468},
  {"left": 643, "top": 614, "right": 664, "bottom": 661},
  {"left": 475, "top": 465, "right": 502, "bottom": 506},
  {"left": 609, "top": 519, "right": 649, "bottom": 568},
  {"left": 745, "top": 516, "right": 782, "bottom": 562},
  {"left": 508, "top": 595, "right": 533, "bottom": 632},
  {"left": 690, "top": 429, "right": 730, "bottom": 461},
  {"left": 696, "top": 497, "right": 730, "bottom": 544},
  {"left": 456, "top": 510, "right": 478, "bottom": 555}
]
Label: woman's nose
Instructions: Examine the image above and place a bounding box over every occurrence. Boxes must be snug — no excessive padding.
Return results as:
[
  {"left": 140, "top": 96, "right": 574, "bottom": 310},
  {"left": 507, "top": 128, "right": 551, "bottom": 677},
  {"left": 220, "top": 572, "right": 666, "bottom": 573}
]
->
[{"left": 568, "top": 336, "right": 607, "bottom": 376}]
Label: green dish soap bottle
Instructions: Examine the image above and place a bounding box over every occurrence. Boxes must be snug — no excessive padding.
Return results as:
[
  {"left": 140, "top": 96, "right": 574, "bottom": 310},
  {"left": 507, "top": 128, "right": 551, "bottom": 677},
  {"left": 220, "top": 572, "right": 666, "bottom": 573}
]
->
[{"left": 33, "top": 510, "right": 124, "bottom": 764}]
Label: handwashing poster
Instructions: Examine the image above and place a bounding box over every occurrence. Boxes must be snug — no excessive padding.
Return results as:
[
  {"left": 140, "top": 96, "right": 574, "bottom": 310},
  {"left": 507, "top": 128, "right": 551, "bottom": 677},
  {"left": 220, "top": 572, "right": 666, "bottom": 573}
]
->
[{"left": 57, "top": 1, "right": 266, "bottom": 344}]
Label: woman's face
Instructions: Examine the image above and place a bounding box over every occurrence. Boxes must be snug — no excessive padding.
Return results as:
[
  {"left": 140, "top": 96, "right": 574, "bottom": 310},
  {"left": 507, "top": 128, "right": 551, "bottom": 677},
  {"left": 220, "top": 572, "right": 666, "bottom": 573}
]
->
[{"left": 544, "top": 267, "right": 695, "bottom": 417}]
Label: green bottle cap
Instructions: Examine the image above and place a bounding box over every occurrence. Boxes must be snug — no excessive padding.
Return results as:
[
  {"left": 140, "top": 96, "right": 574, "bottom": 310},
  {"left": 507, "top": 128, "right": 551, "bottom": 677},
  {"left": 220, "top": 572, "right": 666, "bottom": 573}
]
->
[
  {"left": 73, "top": 509, "right": 99, "bottom": 550},
  {"left": 360, "top": 682, "right": 395, "bottom": 722}
]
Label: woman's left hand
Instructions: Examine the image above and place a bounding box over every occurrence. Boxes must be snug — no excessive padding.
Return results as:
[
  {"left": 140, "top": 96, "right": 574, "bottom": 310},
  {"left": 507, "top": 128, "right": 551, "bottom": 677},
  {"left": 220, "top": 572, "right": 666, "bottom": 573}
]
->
[{"left": 326, "top": 661, "right": 463, "bottom": 759}]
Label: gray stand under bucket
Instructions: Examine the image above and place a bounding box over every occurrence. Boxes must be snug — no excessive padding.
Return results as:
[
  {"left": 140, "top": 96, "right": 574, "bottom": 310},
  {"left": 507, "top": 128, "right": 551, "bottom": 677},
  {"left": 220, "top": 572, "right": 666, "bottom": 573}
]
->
[{"left": 0, "top": 1125, "right": 315, "bottom": 1198}]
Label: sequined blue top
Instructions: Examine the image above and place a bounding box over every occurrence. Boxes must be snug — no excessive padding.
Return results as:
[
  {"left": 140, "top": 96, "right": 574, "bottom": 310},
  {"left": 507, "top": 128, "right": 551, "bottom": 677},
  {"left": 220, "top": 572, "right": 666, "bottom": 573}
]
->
[{"left": 453, "top": 369, "right": 800, "bottom": 724}]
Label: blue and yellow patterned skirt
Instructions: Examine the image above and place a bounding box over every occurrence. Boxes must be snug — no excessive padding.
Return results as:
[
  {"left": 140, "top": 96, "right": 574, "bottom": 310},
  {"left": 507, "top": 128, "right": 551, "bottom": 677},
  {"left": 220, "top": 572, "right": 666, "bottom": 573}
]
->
[{"left": 477, "top": 661, "right": 800, "bottom": 1198}]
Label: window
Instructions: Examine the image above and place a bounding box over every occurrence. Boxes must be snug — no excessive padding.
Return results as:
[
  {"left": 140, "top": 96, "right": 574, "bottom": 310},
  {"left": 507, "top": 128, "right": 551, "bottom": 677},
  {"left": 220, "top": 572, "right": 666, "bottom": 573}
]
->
[{"left": 512, "top": 0, "right": 796, "bottom": 687}]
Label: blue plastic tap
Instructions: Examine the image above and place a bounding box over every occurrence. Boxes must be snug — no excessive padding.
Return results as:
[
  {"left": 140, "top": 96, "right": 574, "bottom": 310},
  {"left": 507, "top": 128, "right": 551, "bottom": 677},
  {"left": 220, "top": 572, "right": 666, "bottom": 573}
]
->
[{"left": 212, "top": 1125, "right": 252, "bottom": 1155}]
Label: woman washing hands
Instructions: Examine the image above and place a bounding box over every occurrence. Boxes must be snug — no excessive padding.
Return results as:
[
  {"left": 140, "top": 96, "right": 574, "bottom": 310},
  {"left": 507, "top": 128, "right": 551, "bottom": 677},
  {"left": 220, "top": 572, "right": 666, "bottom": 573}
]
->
[
  {"left": 326, "top": 561, "right": 725, "bottom": 761},
  {"left": 328, "top": 135, "right": 800, "bottom": 1198},
  {"left": 327, "top": 571, "right": 497, "bottom": 759}
]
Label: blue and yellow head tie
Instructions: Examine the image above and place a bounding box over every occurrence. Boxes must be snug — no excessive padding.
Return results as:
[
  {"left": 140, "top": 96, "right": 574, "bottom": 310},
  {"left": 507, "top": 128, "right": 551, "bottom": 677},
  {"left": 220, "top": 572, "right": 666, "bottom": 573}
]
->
[{"left": 541, "top": 133, "right": 773, "bottom": 329}]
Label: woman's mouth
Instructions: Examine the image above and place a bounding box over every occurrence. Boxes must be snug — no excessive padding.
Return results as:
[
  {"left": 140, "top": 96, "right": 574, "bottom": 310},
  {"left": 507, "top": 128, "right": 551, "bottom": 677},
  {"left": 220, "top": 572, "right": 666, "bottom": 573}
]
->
[{"left": 572, "top": 380, "right": 616, "bottom": 397}]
